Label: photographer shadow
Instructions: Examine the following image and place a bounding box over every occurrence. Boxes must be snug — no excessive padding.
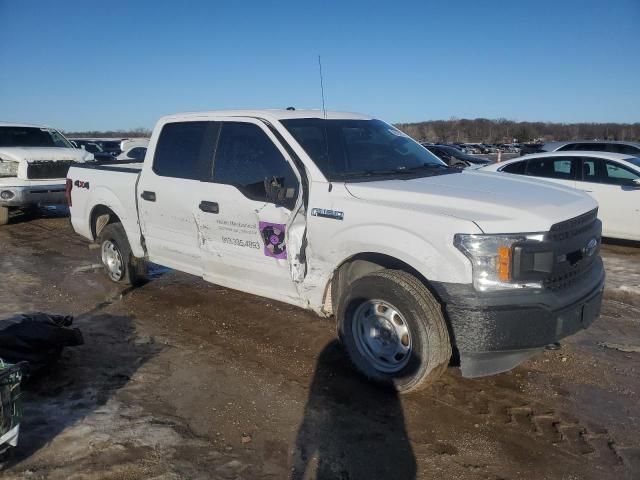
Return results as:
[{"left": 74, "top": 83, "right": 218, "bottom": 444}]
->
[{"left": 291, "top": 340, "right": 417, "bottom": 480}]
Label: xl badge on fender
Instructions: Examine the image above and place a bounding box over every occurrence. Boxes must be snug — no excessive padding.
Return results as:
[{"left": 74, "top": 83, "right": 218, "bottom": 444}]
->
[{"left": 311, "top": 208, "right": 344, "bottom": 221}]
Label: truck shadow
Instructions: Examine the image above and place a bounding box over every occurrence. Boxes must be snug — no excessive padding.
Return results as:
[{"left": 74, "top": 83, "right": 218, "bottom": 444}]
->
[
  {"left": 4, "top": 313, "right": 159, "bottom": 466},
  {"left": 291, "top": 340, "right": 417, "bottom": 480}
]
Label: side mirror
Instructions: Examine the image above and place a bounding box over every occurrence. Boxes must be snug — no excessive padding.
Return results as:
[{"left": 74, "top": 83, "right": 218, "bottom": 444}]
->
[
  {"left": 264, "top": 176, "right": 296, "bottom": 208},
  {"left": 633, "top": 178, "right": 640, "bottom": 188}
]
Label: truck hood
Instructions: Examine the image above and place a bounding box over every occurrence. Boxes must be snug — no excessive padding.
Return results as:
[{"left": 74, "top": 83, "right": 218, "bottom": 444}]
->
[
  {"left": 0, "top": 147, "right": 93, "bottom": 163},
  {"left": 344, "top": 170, "right": 598, "bottom": 233}
]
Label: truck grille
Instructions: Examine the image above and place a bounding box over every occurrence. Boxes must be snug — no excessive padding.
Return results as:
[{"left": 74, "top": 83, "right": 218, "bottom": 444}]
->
[
  {"left": 26, "top": 161, "right": 75, "bottom": 180},
  {"left": 543, "top": 209, "right": 601, "bottom": 291},
  {"left": 547, "top": 208, "right": 598, "bottom": 242}
]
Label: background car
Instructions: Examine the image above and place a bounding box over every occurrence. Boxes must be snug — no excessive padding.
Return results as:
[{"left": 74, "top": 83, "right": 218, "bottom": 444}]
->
[
  {"left": 423, "top": 144, "right": 492, "bottom": 168},
  {"left": 72, "top": 140, "right": 115, "bottom": 161},
  {"left": 542, "top": 140, "right": 640, "bottom": 156},
  {"left": 481, "top": 151, "right": 640, "bottom": 241}
]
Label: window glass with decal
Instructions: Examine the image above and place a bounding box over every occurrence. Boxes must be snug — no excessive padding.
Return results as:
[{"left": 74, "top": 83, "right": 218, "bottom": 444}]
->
[
  {"left": 153, "top": 121, "right": 218, "bottom": 180},
  {"left": 212, "top": 122, "right": 298, "bottom": 207}
]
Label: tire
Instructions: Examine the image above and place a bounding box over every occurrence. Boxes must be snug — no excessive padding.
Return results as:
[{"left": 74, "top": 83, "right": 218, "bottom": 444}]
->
[
  {"left": 97, "top": 222, "right": 147, "bottom": 286},
  {"left": 0, "top": 206, "right": 9, "bottom": 226},
  {"left": 337, "top": 269, "right": 451, "bottom": 393}
]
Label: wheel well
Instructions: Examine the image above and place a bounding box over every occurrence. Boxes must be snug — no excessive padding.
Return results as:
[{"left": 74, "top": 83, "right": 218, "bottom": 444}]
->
[
  {"left": 90, "top": 205, "right": 121, "bottom": 240},
  {"left": 329, "top": 253, "right": 431, "bottom": 314}
]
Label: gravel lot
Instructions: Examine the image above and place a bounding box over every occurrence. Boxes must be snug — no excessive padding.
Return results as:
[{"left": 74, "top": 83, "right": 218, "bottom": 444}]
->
[{"left": 0, "top": 210, "right": 639, "bottom": 480}]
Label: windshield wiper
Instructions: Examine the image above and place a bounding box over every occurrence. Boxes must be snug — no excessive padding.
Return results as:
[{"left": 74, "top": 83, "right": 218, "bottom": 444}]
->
[{"left": 333, "top": 163, "right": 451, "bottom": 180}]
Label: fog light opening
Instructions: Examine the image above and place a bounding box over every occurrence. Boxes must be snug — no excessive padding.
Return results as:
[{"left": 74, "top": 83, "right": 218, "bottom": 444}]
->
[{"left": 0, "top": 190, "right": 15, "bottom": 200}]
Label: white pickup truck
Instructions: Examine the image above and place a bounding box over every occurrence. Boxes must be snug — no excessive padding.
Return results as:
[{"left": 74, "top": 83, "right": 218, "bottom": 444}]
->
[
  {"left": 0, "top": 122, "right": 94, "bottom": 225},
  {"left": 67, "top": 110, "right": 605, "bottom": 392}
]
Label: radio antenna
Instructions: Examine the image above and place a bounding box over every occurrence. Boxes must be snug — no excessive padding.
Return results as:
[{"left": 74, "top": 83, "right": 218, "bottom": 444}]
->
[{"left": 318, "top": 55, "right": 327, "bottom": 119}]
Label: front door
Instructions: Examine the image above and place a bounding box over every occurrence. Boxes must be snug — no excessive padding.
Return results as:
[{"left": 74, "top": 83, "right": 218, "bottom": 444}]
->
[
  {"left": 195, "top": 119, "right": 304, "bottom": 304},
  {"left": 575, "top": 157, "right": 640, "bottom": 240}
]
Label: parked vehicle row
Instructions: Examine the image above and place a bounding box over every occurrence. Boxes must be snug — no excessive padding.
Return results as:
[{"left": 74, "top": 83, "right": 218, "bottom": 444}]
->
[
  {"left": 66, "top": 109, "right": 605, "bottom": 392},
  {"left": 482, "top": 151, "right": 640, "bottom": 241},
  {"left": 422, "top": 144, "right": 492, "bottom": 168},
  {"left": 69, "top": 137, "right": 150, "bottom": 160},
  {"left": 0, "top": 122, "right": 94, "bottom": 225}
]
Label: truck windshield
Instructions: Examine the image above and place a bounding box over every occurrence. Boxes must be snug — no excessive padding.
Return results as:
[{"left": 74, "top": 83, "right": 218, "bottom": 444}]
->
[
  {"left": 0, "top": 127, "right": 74, "bottom": 148},
  {"left": 282, "top": 118, "right": 448, "bottom": 180}
]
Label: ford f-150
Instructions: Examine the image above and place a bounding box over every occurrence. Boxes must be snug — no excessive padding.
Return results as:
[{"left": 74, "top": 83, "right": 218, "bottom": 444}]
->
[{"left": 66, "top": 110, "right": 604, "bottom": 392}]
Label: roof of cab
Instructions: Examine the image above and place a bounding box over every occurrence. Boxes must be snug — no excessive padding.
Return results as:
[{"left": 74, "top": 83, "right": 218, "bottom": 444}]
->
[
  {"left": 158, "top": 109, "right": 374, "bottom": 123},
  {"left": 0, "top": 121, "right": 51, "bottom": 128}
]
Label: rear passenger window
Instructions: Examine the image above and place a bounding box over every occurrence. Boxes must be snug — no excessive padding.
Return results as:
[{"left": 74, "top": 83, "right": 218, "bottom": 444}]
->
[
  {"left": 153, "top": 122, "right": 218, "bottom": 180},
  {"left": 213, "top": 122, "right": 298, "bottom": 205},
  {"left": 525, "top": 157, "right": 578, "bottom": 180},
  {"left": 501, "top": 161, "right": 526, "bottom": 174}
]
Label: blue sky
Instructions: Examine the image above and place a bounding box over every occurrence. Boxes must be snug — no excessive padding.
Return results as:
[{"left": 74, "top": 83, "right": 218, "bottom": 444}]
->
[{"left": 1, "top": 0, "right": 638, "bottom": 131}]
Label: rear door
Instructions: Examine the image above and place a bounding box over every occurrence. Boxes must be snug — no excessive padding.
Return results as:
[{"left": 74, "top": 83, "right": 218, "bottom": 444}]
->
[
  {"left": 575, "top": 157, "right": 640, "bottom": 240},
  {"left": 194, "top": 119, "right": 304, "bottom": 303},
  {"left": 523, "top": 156, "right": 580, "bottom": 188},
  {"left": 137, "top": 121, "right": 219, "bottom": 275}
]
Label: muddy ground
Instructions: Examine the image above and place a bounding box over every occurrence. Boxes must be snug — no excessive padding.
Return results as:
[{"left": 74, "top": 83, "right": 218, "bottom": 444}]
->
[{"left": 0, "top": 210, "right": 639, "bottom": 480}]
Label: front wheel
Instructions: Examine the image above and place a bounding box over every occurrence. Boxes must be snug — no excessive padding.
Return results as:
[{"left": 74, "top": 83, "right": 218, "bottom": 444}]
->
[
  {"left": 98, "top": 223, "right": 147, "bottom": 286},
  {"left": 337, "top": 270, "right": 451, "bottom": 393}
]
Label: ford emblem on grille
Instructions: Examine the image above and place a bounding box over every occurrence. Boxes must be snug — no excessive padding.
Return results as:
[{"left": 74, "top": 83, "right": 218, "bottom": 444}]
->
[{"left": 583, "top": 237, "right": 598, "bottom": 257}]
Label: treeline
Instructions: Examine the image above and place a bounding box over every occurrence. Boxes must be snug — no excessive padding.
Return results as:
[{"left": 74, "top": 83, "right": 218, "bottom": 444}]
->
[
  {"left": 65, "top": 119, "right": 640, "bottom": 144},
  {"left": 395, "top": 119, "right": 640, "bottom": 144},
  {"left": 63, "top": 127, "right": 152, "bottom": 138}
]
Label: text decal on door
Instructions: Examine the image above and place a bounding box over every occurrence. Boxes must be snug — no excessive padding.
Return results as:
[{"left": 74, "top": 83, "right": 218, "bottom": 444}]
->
[{"left": 259, "top": 222, "right": 287, "bottom": 259}]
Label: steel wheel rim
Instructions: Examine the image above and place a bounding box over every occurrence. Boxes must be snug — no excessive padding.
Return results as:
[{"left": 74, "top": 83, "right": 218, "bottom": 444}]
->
[
  {"left": 101, "top": 240, "right": 123, "bottom": 281},
  {"left": 352, "top": 299, "right": 413, "bottom": 373}
]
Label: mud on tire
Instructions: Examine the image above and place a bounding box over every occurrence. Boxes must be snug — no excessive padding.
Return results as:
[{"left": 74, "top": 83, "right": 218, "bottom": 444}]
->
[
  {"left": 337, "top": 269, "right": 451, "bottom": 393},
  {"left": 97, "top": 222, "right": 147, "bottom": 286}
]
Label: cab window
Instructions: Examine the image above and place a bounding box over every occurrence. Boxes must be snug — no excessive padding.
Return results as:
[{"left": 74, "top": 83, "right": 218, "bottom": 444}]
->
[
  {"left": 212, "top": 122, "right": 298, "bottom": 206},
  {"left": 153, "top": 121, "right": 219, "bottom": 180}
]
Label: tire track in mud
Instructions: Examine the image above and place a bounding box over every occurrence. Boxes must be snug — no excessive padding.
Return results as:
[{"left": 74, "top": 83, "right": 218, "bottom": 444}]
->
[{"left": 426, "top": 377, "right": 637, "bottom": 473}]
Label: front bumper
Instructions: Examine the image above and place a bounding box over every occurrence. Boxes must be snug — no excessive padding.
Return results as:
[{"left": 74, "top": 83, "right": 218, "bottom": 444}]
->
[
  {"left": 0, "top": 184, "right": 66, "bottom": 208},
  {"left": 431, "top": 257, "right": 605, "bottom": 377}
]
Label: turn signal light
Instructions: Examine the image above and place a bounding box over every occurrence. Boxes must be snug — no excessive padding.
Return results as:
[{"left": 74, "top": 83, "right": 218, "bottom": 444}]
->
[{"left": 497, "top": 246, "right": 512, "bottom": 282}]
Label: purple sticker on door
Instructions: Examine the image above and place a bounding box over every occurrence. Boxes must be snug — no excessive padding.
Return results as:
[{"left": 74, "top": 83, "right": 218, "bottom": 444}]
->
[{"left": 259, "top": 222, "right": 287, "bottom": 259}]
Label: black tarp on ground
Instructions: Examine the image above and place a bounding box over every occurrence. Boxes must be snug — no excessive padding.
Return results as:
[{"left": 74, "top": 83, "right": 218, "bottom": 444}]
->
[{"left": 0, "top": 313, "right": 83, "bottom": 372}]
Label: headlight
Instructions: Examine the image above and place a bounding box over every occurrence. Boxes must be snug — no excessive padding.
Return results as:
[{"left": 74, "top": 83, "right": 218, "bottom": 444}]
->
[
  {"left": 454, "top": 233, "right": 549, "bottom": 292},
  {"left": 0, "top": 158, "right": 19, "bottom": 177}
]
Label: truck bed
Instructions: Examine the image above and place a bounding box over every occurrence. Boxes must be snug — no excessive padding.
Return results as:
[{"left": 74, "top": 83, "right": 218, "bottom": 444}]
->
[{"left": 67, "top": 160, "right": 144, "bottom": 256}]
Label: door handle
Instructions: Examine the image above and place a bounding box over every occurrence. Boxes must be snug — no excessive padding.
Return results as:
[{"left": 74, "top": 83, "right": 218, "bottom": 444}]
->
[
  {"left": 141, "top": 191, "right": 156, "bottom": 202},
  {"left": 199, "top": 201, "right": 219, "bottom": 214}
]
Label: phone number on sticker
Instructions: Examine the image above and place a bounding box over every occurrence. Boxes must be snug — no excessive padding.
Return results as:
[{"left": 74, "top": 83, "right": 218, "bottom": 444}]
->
[{"left": 222, "top": 237, "right": 261, "bottom": 249}]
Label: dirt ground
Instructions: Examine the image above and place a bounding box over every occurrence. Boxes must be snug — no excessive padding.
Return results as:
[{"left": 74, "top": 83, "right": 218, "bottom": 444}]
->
[{"left": 0, "top": 210, "right": 639, "bottom": 480}]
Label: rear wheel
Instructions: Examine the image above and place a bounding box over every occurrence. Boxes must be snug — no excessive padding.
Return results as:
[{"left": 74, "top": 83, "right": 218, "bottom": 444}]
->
[
  {"left": 0, "top": 206, "right": 9, "bottom": 226},
  {"left": 337, "top": 269, "right": 451, "bottom": 393},
  {"left": 98, "top": 223, "right": 147, "bottom": 286}
]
